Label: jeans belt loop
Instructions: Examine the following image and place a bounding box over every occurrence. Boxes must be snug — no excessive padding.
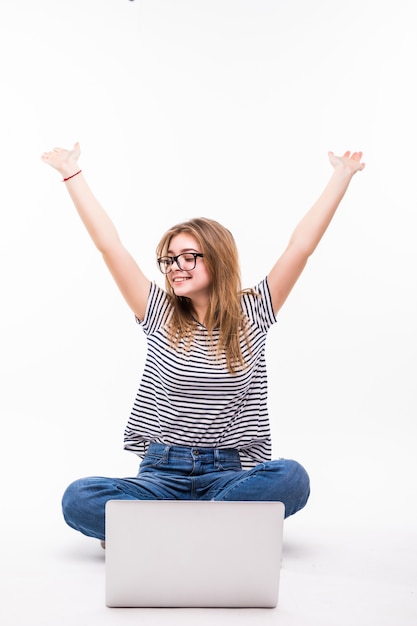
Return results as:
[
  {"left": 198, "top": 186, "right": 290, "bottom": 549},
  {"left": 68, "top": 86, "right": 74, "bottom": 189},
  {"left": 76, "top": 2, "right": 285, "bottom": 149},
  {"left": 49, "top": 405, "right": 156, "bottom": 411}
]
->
[
  {"left": 162, "top": 445, "right": 170, "bottom": 464},
  {"left": 214, "top": 448, "right": 220, "bottom": 469}
]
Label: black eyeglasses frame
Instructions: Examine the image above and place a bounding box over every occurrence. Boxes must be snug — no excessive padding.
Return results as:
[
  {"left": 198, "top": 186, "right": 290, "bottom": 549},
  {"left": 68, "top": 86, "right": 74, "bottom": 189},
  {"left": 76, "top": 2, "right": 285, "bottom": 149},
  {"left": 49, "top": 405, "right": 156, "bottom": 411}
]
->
[{"left": 157, "top": 252, "right": 204, "bottom": 274}]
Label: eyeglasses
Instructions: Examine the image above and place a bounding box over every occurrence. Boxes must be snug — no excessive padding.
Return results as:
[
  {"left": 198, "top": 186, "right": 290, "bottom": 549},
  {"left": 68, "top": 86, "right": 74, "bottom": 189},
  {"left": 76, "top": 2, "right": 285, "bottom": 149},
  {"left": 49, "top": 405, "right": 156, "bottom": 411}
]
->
[{"left": 157, "top": 252, "right": 204, "bottom": 274}]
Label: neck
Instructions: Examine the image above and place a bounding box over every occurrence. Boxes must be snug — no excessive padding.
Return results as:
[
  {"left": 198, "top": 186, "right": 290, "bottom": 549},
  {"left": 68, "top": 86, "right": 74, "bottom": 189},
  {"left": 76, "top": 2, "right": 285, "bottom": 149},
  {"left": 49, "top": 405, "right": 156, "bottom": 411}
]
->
[{"left": 191, "top": 300, "right": 209, "bottom": 326}]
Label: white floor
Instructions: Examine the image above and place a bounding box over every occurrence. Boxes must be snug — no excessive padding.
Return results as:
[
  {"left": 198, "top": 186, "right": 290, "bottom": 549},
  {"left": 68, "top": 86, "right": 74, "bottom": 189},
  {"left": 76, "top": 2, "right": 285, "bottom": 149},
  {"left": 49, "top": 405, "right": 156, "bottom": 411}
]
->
[{"left": 2, "top": 494, "right": 416, "bottom": 626}]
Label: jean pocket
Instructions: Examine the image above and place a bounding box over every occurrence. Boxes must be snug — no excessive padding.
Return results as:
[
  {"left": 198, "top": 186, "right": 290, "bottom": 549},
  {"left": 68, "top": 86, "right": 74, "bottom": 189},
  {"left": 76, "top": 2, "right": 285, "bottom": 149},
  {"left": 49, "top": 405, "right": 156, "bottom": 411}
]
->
[
  {"left": 138, "top": 454, "right": 167, "bottom": 472},
  {"left": 215, "top": 460, "right": 242, "bottom": 472}
]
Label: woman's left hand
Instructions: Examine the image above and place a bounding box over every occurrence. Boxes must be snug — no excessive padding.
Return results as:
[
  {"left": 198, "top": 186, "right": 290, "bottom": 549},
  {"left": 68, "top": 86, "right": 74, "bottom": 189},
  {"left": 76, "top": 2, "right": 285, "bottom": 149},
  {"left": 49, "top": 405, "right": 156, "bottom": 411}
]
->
[{"left": 328, "top": 150, "right": 365, "bottom": 175}]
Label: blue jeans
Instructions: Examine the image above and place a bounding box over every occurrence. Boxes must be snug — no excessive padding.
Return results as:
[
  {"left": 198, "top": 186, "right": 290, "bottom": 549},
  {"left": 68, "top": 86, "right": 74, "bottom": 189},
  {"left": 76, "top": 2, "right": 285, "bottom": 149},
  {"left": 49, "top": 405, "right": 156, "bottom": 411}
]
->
[{"left": 62, "top": 444, "right": 310, "bottom": 540}]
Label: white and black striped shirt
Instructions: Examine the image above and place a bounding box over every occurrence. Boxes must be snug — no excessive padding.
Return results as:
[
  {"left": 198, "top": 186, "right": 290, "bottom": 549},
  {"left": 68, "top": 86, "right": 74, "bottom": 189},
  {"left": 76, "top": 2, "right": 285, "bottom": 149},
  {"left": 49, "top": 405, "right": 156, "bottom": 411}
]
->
[{"left": 124, "top": 278, "right": 277, "bottom": 469}]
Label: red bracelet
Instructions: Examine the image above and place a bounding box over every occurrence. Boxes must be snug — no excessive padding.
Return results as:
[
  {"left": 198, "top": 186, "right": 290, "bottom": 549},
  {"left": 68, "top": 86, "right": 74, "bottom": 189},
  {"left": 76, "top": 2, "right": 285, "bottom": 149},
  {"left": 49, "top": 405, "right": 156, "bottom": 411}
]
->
[{"left": 62, "top": 169, "right": 82, "bottom": 182}]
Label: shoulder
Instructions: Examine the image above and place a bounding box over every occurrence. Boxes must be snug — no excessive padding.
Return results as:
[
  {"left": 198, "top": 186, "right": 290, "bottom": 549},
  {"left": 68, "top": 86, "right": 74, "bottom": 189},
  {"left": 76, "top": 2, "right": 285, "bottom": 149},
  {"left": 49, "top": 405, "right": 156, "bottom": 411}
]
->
[
  {"left": 241, "top": 278, "right": 276, "bottom": 330},
  {"left": 136, "top": 282, "right": 172, "bottom": 332}
]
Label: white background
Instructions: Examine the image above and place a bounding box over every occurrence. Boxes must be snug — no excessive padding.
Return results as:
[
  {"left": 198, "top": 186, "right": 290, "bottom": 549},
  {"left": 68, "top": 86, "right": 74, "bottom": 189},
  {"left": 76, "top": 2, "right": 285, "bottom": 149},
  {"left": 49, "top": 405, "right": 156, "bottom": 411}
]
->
[{"left": 0, "top": 0, "right": 416, "bottom": 593}]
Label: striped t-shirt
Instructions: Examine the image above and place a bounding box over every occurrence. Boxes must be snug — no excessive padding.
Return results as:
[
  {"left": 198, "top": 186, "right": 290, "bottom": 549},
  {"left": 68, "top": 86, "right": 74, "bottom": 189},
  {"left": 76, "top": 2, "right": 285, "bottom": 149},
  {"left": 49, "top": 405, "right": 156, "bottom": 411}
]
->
[{"left": 124, "top": 277, "right": 277, "bottom": 469}]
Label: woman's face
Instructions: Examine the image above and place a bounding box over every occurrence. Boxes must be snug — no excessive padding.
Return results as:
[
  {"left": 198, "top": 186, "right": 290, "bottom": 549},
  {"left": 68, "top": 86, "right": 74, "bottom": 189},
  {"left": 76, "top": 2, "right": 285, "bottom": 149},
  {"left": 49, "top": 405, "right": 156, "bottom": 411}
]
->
[{"left": 166, "top": 232, "right": 211, "bottom": 304}]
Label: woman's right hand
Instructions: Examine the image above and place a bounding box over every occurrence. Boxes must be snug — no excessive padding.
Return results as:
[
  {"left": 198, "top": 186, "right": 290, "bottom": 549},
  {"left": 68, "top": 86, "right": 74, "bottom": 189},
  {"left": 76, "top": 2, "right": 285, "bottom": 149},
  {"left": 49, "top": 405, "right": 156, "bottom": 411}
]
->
[{"left": 41, "top": 142, "right": 81, "bottom": 178}]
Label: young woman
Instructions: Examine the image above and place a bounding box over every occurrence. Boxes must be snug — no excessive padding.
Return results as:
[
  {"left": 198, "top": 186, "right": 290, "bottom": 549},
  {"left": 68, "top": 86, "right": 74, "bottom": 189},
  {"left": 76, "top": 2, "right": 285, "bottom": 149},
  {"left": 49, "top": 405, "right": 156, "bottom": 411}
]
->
[{"left": 41, "top": 143, "right": 365, "bottom": 542}]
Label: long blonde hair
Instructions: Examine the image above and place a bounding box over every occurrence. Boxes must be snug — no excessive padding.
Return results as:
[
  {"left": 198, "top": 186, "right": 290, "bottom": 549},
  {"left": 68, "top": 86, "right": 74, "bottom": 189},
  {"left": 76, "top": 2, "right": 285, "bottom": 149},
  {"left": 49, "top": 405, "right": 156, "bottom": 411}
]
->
[{"left": 156, "top": 217, "right": 250, "bottom": 373}]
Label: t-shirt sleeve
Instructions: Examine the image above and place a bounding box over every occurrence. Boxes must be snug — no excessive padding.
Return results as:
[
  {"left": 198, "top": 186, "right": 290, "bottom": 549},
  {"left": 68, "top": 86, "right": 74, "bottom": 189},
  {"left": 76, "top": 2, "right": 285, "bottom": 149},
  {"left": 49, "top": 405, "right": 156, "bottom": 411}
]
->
[
  {"left": 241, "top": 277, "right": 277, "bottom": 333},
  {"left": 135, "top": 282, "right": 171, "bottom": 335}
]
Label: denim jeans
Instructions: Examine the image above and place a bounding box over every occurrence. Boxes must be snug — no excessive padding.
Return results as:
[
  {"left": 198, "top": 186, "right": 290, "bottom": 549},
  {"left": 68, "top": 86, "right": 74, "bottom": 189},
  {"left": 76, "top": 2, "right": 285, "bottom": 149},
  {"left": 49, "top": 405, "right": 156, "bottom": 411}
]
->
[{"left": 62, "top": 444, "right": 310, "bottom": 540}]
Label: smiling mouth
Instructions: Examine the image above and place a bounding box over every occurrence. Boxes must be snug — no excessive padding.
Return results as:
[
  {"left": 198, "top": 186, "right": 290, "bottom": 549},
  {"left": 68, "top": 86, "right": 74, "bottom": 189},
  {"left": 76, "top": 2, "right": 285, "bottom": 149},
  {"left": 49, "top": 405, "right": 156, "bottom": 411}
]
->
[{"left": 172, "top": 277, "right": 190, "bottom": 283}]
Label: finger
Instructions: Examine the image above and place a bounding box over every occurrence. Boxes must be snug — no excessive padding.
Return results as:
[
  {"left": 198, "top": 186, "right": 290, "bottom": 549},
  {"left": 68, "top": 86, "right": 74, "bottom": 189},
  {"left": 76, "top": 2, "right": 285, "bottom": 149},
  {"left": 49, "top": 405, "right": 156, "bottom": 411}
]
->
[{"left": 73, "top": 141, "right": 81, "bottom": 157}]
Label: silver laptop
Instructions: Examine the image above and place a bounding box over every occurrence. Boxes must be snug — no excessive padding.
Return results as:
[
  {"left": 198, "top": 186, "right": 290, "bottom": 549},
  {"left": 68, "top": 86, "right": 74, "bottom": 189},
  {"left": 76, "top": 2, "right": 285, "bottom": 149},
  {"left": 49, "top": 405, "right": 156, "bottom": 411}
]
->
[{"left": 105, "top": 500, "right": 284, "bottom": 608}]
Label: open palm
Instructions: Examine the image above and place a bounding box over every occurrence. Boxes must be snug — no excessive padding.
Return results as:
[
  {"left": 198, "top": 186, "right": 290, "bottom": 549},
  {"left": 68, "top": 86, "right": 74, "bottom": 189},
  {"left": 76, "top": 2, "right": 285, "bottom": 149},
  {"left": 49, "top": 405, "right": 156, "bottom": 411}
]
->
[
  {"left": 41, "top": 142, "right": 81, "bottom": 174},
  {"left": 328, "top": 150, "right": 365, "bottom": 174}
]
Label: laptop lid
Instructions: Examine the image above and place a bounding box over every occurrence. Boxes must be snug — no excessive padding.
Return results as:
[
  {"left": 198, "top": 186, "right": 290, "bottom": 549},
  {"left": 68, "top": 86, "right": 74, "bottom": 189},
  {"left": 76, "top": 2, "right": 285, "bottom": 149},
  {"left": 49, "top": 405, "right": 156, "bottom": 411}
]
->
[{"left": 105, "top": 500, "right": 284, "bottom": 608}]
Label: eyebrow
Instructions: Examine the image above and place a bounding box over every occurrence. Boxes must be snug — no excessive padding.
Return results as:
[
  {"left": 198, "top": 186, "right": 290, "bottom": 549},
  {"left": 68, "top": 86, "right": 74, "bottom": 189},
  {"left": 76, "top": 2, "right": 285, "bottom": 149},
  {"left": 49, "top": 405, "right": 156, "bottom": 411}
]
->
[{"left": 166, "top": 247, "right": 200, "bottom": 255}]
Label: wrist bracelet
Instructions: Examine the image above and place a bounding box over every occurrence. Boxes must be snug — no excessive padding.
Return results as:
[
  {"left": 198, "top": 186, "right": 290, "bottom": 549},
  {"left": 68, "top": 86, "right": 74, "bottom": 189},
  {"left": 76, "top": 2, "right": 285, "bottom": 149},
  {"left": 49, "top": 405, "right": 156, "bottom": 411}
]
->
[{"left": 62, "top": 169, "right": 82, "bottom": 182}]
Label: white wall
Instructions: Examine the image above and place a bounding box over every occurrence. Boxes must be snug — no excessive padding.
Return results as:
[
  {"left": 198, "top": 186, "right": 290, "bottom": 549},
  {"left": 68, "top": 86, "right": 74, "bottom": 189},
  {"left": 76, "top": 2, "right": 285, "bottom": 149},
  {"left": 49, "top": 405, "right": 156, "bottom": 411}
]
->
[{"left": 1, "top": 0, "right": 415, "bottom": 532}]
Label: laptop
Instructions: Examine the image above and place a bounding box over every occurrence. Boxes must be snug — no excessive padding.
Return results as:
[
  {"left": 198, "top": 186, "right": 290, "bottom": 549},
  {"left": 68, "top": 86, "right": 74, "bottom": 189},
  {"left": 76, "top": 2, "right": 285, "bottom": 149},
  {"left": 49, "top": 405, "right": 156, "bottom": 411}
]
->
[{"left": 105, "top": 500, "right": 284, "bottom": 608}]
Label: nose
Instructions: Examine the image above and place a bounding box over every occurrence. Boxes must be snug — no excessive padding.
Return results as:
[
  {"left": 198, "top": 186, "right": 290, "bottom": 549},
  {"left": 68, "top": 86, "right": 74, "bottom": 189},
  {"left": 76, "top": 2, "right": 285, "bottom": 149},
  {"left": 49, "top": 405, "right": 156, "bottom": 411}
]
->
[{"left": 171, "top": 257, "right": 181, "bottom": 271}]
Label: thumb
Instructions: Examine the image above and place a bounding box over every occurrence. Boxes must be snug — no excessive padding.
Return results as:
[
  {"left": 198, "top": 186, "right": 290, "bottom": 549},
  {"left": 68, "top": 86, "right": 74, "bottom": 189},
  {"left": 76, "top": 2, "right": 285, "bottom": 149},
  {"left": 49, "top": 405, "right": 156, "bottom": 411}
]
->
[{"left": 72, "top": 141, "right": 81, "bottom": 159}]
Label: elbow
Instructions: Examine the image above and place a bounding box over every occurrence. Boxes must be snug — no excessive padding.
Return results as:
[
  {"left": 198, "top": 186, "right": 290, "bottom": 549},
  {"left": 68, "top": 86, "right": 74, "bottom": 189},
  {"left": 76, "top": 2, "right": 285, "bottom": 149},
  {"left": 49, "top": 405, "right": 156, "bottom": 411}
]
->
[{"left": 288, "top": 238, "right": 315, "bottom": 260}]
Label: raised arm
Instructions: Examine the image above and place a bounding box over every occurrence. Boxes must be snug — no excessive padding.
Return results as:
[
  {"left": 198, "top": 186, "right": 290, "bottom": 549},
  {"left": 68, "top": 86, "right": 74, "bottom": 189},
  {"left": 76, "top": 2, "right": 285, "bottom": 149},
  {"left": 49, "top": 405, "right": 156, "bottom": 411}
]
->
[
  {"left": 41, "top": 143, "right": 151, "bottom": 320},
  {"left": 267, "top": 150, "right": 365, "bottom": 315}
]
